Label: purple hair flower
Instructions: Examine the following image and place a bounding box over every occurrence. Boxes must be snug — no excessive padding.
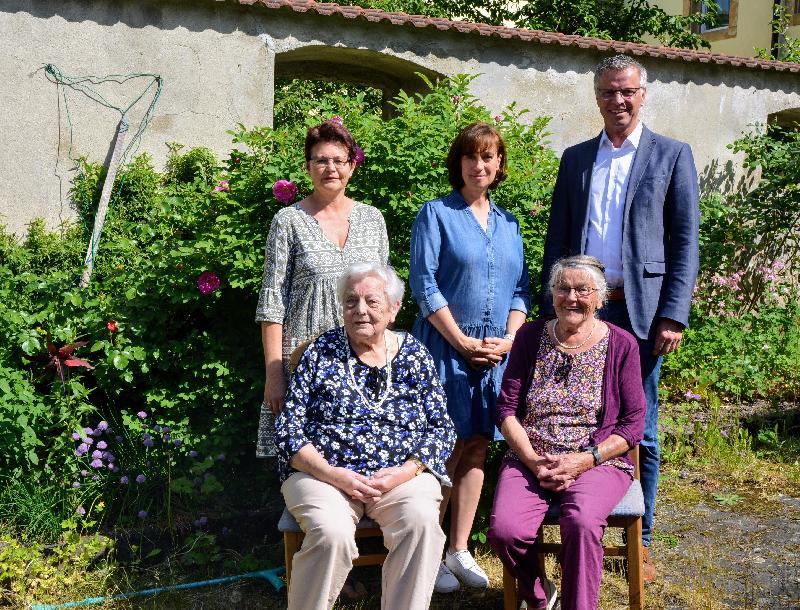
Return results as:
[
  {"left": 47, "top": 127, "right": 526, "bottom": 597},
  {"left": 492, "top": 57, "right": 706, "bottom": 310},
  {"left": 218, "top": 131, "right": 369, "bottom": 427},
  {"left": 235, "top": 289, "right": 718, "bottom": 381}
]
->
[
  {"left": 329, "top": 115, "right": 344, "bottom": 125},
  {"left": 272, "top": 179, "right": 298, "bottom": 205},
  {"left": 353, "top": 145, "right": 365, "bottom": 168},
  {"left": 197, "top": 271, "right": 221, "bottom": 295}
]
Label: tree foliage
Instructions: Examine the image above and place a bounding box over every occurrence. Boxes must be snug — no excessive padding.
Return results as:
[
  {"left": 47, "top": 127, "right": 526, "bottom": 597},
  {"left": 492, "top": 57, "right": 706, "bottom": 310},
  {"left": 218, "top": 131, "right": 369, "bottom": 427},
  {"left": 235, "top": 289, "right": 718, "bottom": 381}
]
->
[{"left": 322, "top": 0, "right": 716, "bottom": 49}]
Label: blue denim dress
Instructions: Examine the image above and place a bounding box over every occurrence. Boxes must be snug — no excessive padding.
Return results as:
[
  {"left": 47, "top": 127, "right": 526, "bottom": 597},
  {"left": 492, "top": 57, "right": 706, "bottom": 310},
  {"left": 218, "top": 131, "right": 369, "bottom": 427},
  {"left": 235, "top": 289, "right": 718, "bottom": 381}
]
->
[{"left": 410, "top": 190, "right": 530, "bottom": 439}]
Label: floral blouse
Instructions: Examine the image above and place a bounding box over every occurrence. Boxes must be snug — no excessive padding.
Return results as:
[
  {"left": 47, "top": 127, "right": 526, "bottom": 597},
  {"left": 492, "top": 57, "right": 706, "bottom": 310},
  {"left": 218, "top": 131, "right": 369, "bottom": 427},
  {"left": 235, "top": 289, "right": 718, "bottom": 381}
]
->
[
  {"left": 275, "top": 328, "right": 456, "bottom": 484},
  {"left": 518, "top": 330, "right": 632, "bottom": 476}
]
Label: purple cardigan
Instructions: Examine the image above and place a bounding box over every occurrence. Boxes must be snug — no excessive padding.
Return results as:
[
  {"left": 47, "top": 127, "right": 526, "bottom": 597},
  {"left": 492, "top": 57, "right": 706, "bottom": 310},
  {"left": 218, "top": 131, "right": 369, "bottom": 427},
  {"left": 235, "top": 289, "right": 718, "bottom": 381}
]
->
[{"left": 496, "top": 319, "right": 645, "bottom": 467}]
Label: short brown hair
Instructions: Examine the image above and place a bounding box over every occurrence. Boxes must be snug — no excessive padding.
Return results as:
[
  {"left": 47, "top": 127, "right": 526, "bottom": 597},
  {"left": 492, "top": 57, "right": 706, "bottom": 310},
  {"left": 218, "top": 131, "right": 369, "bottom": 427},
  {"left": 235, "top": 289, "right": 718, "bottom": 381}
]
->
[
  {"left": 304, "top": 120, "right": 358, "bottom": 162},
  {"left": 446, "top": 122, "right": 507, "bottom": 191}
]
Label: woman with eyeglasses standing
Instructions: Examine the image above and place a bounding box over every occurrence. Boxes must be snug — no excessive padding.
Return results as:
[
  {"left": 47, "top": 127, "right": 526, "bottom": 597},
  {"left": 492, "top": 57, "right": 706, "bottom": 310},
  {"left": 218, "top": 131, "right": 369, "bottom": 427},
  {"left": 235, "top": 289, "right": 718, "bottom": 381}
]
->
[
  {"left": 255, "top": 119, "right": 389, "bottom": 458},
  {"left": 410, "top": 122, "right": 530, "bottom": 593}
]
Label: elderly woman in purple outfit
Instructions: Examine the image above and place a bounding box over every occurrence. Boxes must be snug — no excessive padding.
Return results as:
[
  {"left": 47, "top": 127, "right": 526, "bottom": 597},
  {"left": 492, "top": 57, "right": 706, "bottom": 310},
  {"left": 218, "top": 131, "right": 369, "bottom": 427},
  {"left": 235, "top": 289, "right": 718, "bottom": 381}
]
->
[{"left": 488, "top": 255, "right": 645, "bottom": 610}]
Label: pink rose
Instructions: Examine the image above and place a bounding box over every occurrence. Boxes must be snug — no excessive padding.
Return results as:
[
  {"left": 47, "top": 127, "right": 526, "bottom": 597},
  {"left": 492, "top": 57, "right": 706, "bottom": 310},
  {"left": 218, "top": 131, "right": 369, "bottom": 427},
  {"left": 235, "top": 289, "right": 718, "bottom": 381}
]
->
[
  {"left": 213, "top": 180, "right": 230, "bottom": 193},
  {"left": 272, "top": 179, "right": 298, "bottom": 205},
  {"left": 197, "top": 271, "right": 221, "bottom": 295},
  {"left": 353, "top": 146, "right": 365, "bottom": 168}
]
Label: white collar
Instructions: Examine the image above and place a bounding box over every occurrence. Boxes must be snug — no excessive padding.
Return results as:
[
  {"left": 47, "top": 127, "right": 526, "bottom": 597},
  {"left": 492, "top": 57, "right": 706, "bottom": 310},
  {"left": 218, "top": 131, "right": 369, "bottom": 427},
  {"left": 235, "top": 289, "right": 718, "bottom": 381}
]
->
[{"left": 600, "top": 121, "right": 644, "bottom": 151}]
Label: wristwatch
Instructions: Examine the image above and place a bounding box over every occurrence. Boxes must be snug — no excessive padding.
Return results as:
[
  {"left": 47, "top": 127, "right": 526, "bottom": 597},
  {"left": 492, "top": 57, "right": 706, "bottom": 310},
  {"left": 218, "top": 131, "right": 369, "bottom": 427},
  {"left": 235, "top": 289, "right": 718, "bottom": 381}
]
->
[
  {"left": 408, "top": 457, "right": 426, "bottom": 476},
  {"left": 586, "top": 445, "right": 602, "bottom": 466}
]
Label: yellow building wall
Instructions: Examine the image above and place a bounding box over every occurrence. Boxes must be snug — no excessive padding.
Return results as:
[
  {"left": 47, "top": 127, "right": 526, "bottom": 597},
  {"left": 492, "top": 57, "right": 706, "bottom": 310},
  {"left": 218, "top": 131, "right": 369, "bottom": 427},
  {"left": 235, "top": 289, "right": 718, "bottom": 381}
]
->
[{"left": 650, "top": 0, "right": 776, "bottom": 57}]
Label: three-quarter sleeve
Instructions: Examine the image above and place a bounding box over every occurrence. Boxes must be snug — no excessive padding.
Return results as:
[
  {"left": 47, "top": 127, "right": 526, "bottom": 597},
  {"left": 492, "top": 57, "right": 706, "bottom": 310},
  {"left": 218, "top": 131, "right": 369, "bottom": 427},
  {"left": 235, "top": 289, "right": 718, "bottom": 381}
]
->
[
  {"left": 410, "top": 201, "right": 449, "bottom": 317},
  {"left": 255, "top": 211, "right": 292, "bottom": 323},
  {"left": 275, "top": 344, "right": 316, "bottom": 465},
  {"left": 407, "top": 347, "right": 456, "bottom": 485},
  {"left": 510, "top": 221, "right": 531, "bottom": 314}
]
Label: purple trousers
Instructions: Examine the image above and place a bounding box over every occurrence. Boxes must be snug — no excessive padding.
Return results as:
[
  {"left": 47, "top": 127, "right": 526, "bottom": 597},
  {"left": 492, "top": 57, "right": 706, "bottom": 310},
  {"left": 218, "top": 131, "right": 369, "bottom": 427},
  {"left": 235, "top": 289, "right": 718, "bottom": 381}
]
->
[{"left": 488, "top": 458, "right": 632, "bottom": 610}]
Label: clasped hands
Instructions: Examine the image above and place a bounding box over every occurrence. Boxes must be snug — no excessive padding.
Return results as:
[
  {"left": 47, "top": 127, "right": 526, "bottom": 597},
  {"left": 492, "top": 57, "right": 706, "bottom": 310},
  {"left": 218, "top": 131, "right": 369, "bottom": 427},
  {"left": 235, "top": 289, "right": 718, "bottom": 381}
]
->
[
  {"left": 459, "top": 336, "right": 513, "bottom": 369},
  {"left": 326, "top": 464, "right": 416, "bottom": 503},
  {"left": 526, "top": 451, "right": 594, "bottom": 492}
]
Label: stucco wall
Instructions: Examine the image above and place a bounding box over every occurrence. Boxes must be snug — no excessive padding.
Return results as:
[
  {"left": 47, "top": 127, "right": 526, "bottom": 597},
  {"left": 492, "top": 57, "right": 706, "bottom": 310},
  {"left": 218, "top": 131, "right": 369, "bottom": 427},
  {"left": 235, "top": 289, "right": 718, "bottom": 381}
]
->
[{"left": 2, "top": 0, "right": 800, "bottom": 236}]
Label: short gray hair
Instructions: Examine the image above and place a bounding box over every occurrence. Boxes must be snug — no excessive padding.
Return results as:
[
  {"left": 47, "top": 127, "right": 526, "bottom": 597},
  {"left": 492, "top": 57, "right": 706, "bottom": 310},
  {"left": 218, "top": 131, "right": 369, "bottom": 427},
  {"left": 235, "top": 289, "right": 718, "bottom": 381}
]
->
[
  {"left": 594, "top": 55, "right": 648, "bottom": 90},
  {"left": 547, "top": 255, "right": 608, "bottom": 305},
  {"left": 337, "top": 262, "right": 405, "bottom": 307}
]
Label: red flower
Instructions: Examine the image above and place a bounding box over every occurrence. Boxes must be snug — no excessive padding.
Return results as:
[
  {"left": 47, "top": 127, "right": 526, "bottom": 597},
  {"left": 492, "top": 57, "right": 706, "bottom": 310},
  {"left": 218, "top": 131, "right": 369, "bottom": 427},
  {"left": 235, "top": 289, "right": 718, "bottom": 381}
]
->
[
  {"left": 197, "top": 271, "right": 221, "bottom": 295},
  {"left": 107, "top": 320, "right": 118, "bottom": 333}
]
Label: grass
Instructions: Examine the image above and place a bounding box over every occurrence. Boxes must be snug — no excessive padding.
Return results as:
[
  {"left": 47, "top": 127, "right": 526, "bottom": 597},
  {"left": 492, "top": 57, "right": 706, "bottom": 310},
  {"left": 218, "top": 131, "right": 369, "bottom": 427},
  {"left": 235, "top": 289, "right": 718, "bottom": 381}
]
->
[{"left": 8, "top": 400, "right": 800, "bottom": 609}]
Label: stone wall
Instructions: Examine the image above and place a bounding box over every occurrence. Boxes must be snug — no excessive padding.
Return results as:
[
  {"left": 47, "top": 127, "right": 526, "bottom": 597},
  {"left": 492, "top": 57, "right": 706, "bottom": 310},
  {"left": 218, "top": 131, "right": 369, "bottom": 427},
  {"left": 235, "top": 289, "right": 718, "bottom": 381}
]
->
[{"left": 2, "top": 0, "right": 800, "bottom": 235}]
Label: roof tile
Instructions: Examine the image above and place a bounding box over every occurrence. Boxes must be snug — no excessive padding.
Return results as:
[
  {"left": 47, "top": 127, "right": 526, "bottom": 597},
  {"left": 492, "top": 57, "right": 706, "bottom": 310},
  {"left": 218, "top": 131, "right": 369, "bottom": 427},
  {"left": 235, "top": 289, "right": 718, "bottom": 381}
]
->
[{"left": 237, "top": 0, "right": 800, "bottom": 74}]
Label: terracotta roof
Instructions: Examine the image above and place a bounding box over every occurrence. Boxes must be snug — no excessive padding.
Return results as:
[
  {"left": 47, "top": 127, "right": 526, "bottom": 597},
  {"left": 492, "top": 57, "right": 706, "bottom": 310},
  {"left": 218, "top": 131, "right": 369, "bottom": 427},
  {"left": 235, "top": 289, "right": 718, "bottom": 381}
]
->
[{"left": 232, "top": 0, "right": 800, "bottom": 74}]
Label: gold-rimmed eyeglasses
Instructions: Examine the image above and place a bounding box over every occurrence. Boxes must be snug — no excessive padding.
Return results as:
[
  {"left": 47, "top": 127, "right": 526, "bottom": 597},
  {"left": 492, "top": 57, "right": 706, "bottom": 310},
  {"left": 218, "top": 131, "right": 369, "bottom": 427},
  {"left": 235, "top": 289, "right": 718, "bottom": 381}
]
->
[
  {"left": 596, "top": 87, "right": 642, "bottom": 101},
  {"left": 309, "top": 157, "right": 350, "bottom": 169},
  {"left": 555, "top": 285, "right": 598, "bottom": 298}
]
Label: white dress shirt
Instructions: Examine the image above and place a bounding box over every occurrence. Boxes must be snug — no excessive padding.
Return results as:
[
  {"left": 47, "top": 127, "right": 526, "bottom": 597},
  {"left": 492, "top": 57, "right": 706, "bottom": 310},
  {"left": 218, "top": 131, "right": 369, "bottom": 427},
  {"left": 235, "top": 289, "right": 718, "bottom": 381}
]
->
[{"left": 584, "top": 122, "right": 643, "bottom": 288}]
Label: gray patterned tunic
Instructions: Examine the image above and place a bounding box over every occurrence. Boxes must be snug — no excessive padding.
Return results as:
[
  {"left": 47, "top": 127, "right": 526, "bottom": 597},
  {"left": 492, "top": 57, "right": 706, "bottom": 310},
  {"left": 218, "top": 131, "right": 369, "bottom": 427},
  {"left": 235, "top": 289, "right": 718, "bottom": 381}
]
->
[{"left": 255, "top": 201, "right": 389, "bottom": 457}]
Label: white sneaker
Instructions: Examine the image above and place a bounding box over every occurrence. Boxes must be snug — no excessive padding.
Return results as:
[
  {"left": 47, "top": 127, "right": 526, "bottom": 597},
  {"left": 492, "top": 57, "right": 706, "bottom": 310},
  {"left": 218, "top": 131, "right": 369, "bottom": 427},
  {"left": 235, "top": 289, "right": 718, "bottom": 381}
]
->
[
  {"left": 444, "top": 548, "right": 489, "bottom": 588},
  {"left": 434, "top": 561, "right": 460, "bottom": 593}
]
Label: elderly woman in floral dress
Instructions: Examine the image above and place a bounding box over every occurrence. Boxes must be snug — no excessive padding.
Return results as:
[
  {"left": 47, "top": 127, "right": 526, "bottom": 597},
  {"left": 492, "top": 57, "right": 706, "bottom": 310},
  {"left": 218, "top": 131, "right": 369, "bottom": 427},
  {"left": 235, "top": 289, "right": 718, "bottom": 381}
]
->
[
  {"left": 277, "top": 262, "right": 456, "bottom": 610},
  {"left": 255, "top": 119, "right": 388, "bottom": 457}
]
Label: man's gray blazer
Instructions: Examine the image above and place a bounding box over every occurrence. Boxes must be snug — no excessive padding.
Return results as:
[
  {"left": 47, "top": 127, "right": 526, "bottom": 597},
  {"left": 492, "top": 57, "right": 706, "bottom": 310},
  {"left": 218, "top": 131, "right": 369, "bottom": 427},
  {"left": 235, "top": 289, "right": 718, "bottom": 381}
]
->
[{"left": 540, "top": 125, "right": 700, "bottom": 341}]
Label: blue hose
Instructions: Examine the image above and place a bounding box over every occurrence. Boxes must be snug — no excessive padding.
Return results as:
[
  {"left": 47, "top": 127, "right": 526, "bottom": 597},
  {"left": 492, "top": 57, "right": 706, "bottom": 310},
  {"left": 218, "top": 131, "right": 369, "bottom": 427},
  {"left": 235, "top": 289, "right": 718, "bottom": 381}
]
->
[{"left": 30, "top": 567, "right": 285, "bottom": 609}]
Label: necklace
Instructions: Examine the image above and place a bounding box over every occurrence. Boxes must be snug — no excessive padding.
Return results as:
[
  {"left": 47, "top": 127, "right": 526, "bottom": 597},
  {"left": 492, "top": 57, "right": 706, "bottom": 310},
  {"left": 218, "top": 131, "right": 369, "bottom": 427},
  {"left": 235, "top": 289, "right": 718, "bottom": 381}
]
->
[
  {"left": 343, "top": 328, "right": 393, "bottom": 409},
  {"left": 553, "top": 318, "right": 599, "bottom": 350}
]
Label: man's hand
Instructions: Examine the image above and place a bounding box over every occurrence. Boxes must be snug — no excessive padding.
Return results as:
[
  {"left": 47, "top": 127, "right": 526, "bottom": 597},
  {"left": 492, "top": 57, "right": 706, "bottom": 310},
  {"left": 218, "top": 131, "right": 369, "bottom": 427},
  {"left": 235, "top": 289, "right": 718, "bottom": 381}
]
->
[{"left": 653, "top": 318, "right": 684, "bottom": 356}]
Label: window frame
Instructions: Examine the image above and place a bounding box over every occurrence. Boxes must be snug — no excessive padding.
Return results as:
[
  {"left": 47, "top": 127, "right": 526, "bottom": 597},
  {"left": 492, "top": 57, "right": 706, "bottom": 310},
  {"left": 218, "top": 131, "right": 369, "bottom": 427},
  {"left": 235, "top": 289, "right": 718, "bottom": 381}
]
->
[{"left": 684, "top": 0, "right": 738, "bottom": 42}]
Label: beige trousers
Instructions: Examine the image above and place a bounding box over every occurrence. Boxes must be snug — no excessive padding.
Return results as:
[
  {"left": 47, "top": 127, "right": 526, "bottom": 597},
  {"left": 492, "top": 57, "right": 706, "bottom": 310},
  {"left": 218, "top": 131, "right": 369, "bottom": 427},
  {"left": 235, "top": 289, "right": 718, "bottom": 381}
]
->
[{"left": 281, "top": 471, "right": 445, "bottom": 610}]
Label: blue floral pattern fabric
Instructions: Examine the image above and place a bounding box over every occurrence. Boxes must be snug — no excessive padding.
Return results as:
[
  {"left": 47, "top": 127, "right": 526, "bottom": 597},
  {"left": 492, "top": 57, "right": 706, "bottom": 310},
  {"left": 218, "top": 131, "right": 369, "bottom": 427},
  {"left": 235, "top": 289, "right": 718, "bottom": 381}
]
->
[{"left": 275, "top": 328, "right": 456, "bottom": 485}]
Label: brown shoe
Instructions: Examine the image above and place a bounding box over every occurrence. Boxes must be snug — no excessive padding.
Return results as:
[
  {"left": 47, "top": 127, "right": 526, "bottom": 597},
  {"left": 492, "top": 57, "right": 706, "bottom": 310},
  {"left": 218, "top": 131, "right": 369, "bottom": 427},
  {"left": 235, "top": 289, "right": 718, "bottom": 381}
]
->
[{"left": 642, "top": 547, "right": 657, "bottom": 582}]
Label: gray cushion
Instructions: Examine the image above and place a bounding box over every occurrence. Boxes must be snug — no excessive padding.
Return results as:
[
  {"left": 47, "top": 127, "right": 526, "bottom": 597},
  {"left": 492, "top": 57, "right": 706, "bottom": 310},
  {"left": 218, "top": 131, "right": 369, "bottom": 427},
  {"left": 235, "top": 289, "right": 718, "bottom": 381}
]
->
[
  {"left": 278, "top": 507, "right": 379, "bottom": 533},
  {"left": 545, "top": 479, "right": 644, "bottom": 519}
]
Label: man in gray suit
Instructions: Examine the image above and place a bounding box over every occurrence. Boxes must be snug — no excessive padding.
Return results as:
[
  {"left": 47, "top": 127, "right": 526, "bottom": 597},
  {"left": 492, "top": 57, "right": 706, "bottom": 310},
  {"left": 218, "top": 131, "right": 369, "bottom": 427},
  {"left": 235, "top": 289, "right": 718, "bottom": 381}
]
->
[{"left": 541, "top": 54, "right": 700, "bottom": 581}]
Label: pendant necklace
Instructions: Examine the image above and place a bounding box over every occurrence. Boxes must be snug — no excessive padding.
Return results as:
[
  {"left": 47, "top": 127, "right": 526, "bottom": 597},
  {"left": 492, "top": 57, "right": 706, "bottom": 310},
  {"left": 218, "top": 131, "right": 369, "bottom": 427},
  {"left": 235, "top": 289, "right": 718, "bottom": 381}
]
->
[{"left": 344, "top": 328, "right": 393, "bottom": 409}]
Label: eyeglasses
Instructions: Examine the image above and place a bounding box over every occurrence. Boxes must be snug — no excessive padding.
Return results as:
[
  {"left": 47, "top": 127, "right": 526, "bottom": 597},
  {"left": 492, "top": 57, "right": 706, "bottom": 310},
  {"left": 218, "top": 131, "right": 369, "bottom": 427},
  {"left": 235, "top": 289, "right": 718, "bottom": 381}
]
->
[
  {"left": 596, "top": 87, "right": 642, "bottom": 100},
  {"left": 309, "top": 157, "right": 350, "bottom": 169},
  {"left": 555, "top": 285, "right": 598, "bottom": 298}
]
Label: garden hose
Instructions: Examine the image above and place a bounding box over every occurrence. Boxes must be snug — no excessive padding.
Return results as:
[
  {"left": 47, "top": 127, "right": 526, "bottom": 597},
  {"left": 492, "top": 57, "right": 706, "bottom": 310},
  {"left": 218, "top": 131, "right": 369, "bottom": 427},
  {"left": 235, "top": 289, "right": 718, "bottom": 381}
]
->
[{"left": 29, "top": 567, "right": 285, "bottom": 609}]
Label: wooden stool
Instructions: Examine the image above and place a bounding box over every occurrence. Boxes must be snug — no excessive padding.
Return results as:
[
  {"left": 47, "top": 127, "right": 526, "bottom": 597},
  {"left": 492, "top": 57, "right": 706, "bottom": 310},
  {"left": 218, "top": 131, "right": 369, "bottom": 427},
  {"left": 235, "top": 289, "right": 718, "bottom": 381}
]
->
[
  {"left": 278, "top": 507, "right": 388, "bottom": 586},
  {"left": 502, "top": 447, "right": 646, "bottom": 610}
]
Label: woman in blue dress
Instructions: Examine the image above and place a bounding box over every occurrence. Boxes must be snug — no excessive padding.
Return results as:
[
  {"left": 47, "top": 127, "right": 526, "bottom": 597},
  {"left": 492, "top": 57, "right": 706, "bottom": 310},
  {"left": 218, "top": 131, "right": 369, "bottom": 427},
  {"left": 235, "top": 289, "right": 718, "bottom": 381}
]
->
[{"left": 410, "top": 122, "right": 530, "bottom": 593}]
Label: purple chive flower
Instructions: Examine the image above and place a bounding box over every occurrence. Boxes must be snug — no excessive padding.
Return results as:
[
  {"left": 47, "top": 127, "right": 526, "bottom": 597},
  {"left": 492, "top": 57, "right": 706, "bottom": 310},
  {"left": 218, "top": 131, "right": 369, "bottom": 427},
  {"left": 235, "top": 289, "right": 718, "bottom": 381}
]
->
[
  {"left": 193, "top": 477, "right": 202, "bottom": 486},
  {"left": 163, "top": 434, "right": 171, "bottom": 442},
  {"left": 71, "top": 432, "right": 81, "bottom": 441},
  {"left": 105, "top": 452, "right": 115, "bottom": 462},
  {"left": 81, "top": 470, "right": 88, "bottom": 477},
  {"left": 216, "top": 453, "right": 226, "bottom": 462},
  {"left": 91, "top": 475, "right": 100, "bottom": 481},
  {"left": 91, "top": 450, "right": 103, "bottom": 460},
  {"left": 138, "top": 510, "right": 148, "bottom": 519},
  {"left": 97, "top": 440, "right": 107, "bottom": 450},
  {"left": 84, "top": 427, "right": 93, "bottom": 436},
  {"left": 72, "top": 481, "right": 80, "bottom": 489},
  {"left": 221, "top": 526, "right": 230, "bottom": 537},
  {"left": 189, "top": 450, "right": 198, "bottom": 458},
  {"left": 120, "top": 476, "right": 129, "bottom": 485},
  {"left": 162, "top": 426, "right": 170, "bottom": 433},
  {"left": 143, "top": 438, "right": 154, "bottom": 448},
  {"left": 115, "top": 435, "right": 124, "bottom": 442},
  {"left": 154, "top": 425, "right": 162, "bottom": 432},
  {"left": 97, "top": 421, "right": 109, "bottom": 431},
  {"left": 197, "top": 271, "right": 221, "bottom": 295},
  {"left": 76, "top": 443, "right": 89, "bottom": 456},
  {"left": 83, "top": 437, "right": 93, "bottom": 446},
  {"left": 353, "top": 145, "right": 365, "bottom": 168},
  {"left": 137, "top": 411, "right": 148, "bottom": 419},
  {"left": 684, "top": 390, "right": 702, "bottom": 401},
  {"left": 90, "top": 459, "right": 104, "bottom": 469},
  {"left": 173, "top": 439, "right": 183, "bottom": 447},
  {"left": 76, "top": 506, "right": 86, "bottom": 516},
  {"left": 272, "top": 179, "right": 298, "bottom": 205},
  {"left": 136, "top": 474, "right": 146, "bottom": 484},
  {"left": 108, "top": 463, "right": 116, "bottom": 470},
  {"left": 213, "top": 180, "right": 230, "bottom": 193}
]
